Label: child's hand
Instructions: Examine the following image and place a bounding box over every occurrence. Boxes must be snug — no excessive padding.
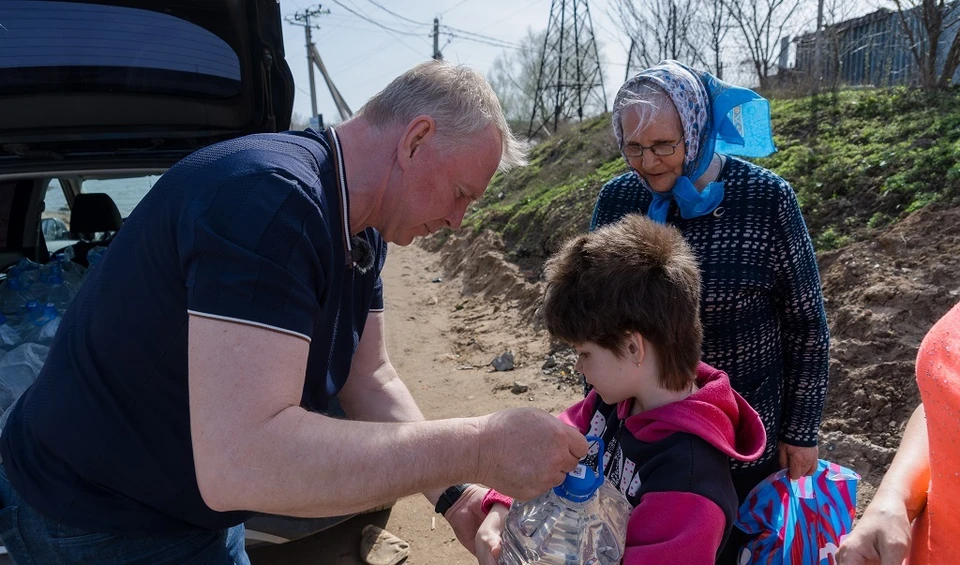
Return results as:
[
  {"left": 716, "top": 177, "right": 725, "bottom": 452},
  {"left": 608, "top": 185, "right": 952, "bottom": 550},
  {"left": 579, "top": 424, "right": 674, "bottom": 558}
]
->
[{"left": 475, "top": 502, "right": 509, "bottom": 565}]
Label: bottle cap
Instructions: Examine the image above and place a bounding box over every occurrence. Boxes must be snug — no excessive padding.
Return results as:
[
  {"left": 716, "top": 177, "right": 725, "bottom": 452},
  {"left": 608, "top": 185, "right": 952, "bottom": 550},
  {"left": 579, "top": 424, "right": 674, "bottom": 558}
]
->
[{"left": 553, "top": 435, "right": 605, "bottom": 502}]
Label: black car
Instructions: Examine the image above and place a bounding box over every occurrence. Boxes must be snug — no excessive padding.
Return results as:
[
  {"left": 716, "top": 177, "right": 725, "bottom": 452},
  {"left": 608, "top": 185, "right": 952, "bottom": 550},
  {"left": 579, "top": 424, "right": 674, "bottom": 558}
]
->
[{"left": 0, "top": 0, "right": 370, "bottom": 549}]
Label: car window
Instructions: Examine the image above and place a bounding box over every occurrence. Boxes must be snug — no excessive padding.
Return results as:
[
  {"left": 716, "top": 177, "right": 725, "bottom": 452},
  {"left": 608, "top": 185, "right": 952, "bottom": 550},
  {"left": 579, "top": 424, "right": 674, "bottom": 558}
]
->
[
  {"left": 82, "top": 177, "right": 159, "bottom": 218},
  {"left": 41, "top": 176, "right": 158, "bottom": 254},
  {"left": 42, "top": 180, "right": 72, "bottom": 253},
  {"left": 0, "top": 1, "right": 242, "bottom": 98}
]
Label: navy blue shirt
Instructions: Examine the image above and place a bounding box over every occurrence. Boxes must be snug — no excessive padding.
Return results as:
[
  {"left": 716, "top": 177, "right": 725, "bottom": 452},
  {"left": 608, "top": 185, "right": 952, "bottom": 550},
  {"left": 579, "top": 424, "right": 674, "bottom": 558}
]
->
[{"left": 1, "top": 129, "right": 387, "bottom": 533}]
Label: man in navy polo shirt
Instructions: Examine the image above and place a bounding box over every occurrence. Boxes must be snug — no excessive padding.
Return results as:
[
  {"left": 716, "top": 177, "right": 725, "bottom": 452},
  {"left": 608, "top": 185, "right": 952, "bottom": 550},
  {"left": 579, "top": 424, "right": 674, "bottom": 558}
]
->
[{"left": 0, "top": 61, "right": 588, "bottom": 564}]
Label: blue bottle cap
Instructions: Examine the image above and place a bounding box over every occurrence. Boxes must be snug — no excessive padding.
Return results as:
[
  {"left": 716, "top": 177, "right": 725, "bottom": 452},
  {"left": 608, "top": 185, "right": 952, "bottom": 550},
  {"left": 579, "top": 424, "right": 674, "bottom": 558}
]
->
[{"left": 552, "top": 435, "right": 606, "bottom": 502}]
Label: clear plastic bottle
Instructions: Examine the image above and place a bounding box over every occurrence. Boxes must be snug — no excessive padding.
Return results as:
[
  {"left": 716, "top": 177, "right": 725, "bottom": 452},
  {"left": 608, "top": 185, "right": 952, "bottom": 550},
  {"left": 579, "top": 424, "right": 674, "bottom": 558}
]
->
[
  {"left": 498, "top": 436, "right": 633, "bottom": 565},
  {"left": 40, "top": 265, "right": 75, "bottom": 314},
  {"left": 0, "top": 314, "right": 21, "bottom": 351},
  {"left": 54, "top": 250, "right": 87, "bottom": 289},
  {"left": 0, "top": 342, "right": 49, "bottom": 428},
  {"left": 16, "top": 302, "right": 60, "bottom": 346},
  {"left": 0, "top": 271, "right": 30, "bottom": 319},
  {"left": 77, "top": 246, "right": 107, "bottom": 289}
]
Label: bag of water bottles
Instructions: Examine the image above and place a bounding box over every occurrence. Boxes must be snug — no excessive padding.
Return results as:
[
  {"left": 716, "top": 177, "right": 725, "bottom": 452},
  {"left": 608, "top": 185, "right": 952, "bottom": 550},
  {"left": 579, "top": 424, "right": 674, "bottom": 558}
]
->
[
  {"left": 498, "top": 436, "right": 632, "bottom": 565},
  {"left": 735, "top": 460, "right": 860, "bottom": 565},
  {"left": 0, "top": 249, "right": 94, "bottom": 431}
]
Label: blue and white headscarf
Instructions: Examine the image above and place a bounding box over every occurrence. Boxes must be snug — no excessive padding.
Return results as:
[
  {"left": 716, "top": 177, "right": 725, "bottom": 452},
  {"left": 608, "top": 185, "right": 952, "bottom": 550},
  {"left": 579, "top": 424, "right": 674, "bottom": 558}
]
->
[{"left": 613, "top": 60, "right": 778, "bottom": 223}]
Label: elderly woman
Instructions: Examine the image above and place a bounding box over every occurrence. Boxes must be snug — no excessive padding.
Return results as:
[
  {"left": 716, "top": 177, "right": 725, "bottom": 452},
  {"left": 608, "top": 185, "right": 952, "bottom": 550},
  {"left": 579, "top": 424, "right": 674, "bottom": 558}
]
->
[{"left": 590, "top": 61, "right": 830, "bottom": 563}]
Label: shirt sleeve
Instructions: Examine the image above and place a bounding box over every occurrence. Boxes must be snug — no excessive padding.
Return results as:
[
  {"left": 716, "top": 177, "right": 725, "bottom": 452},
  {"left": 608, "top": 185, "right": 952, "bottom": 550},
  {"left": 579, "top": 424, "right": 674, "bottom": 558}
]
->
[
  {"left": 772, "top": 182, "right": 831, "bottom": 446},
  {"left": 622, "top": 491, "right": 726, "bottom": 565},
  {"left": 178, "top": 171, "right": 329, "bottom": 341}
]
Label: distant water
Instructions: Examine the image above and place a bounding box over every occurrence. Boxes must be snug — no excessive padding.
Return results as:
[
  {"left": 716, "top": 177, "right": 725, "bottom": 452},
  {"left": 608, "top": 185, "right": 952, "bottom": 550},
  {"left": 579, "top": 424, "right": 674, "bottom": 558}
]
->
[{"left": 45, "top": 176, "right": 160, "bottom": 218}]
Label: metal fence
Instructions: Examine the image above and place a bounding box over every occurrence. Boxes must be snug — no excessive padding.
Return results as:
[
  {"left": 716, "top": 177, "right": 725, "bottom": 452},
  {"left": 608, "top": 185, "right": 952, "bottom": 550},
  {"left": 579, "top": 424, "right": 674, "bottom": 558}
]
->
[{"left": 794, "top": 4, "right": 960, "bottom": 86}]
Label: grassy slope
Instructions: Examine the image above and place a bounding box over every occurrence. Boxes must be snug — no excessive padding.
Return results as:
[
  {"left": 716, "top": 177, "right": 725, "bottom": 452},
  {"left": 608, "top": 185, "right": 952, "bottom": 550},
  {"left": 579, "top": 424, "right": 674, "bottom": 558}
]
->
[{"left": 458, "top": 87, "right": 960, "bottom": 270}]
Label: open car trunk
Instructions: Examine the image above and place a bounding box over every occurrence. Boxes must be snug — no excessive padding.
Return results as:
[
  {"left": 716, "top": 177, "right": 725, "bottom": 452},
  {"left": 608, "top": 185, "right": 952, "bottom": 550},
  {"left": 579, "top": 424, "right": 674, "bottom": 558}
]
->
[{"left": 0, "top": 0, "right": 294, "bottom": 177}]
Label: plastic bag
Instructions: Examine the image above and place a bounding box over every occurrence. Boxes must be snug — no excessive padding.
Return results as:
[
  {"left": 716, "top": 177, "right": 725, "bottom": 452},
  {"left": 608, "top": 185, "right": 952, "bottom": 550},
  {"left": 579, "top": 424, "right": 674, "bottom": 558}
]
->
[{"left": 735, "top": 460, "right": 860, "bottom": 565}]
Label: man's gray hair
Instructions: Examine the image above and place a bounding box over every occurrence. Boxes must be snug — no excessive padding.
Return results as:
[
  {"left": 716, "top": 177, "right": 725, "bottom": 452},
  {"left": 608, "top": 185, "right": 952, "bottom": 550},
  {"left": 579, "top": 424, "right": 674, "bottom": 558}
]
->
[
  {"left": 611, "top": 81, "right": 674, "bottom": 149},
  {"left": 357, "top": 60, "right": 526, "bottom": 172}
]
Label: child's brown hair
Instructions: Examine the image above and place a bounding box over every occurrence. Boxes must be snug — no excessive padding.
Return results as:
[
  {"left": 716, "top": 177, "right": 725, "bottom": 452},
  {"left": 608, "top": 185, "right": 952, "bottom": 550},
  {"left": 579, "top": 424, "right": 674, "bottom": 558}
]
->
[{"left": 542, "top": 214, "right": 702, "bottom": 391}]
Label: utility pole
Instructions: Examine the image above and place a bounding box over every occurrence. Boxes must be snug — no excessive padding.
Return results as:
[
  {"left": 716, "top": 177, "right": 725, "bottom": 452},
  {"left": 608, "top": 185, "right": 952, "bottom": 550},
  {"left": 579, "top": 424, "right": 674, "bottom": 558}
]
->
[
  {"left": 287, "top": 5, "right": 353, "bottom": 126},
  {"left": 432, "top": 17, "right": 443, "bottom": 60},
  {"left": 289, "top": 6, "right": 327, "bottom": 123}
]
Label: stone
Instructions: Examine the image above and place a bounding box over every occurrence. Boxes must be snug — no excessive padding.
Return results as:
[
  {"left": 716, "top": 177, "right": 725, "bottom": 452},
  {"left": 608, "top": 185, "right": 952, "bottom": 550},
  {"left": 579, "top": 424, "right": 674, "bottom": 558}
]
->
[
  {"left": 511, "top": 381, "right": 529, "bottom": 394},
  {"left": 491, "top": 351, "right": 515, "bottom": 371},
  {"left": 541, "top": 355, "right": 557, "bottom": 369},
  {"left": 359, "top": 524, "right": 410, "bottom": 565}
]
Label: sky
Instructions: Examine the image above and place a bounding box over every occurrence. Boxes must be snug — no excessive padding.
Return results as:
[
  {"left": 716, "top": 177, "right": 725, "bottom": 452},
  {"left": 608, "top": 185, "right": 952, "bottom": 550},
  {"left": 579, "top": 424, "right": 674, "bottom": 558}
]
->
[{"left": 277, "top": 0, "right": 878, "bottom": 126}]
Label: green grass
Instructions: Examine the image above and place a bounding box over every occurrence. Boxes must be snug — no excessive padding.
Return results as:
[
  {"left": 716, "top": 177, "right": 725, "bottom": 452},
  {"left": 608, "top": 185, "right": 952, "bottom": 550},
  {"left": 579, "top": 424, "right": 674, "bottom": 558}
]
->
[{"left": 459, "top": 87, "right": 960, "bottom": 268}]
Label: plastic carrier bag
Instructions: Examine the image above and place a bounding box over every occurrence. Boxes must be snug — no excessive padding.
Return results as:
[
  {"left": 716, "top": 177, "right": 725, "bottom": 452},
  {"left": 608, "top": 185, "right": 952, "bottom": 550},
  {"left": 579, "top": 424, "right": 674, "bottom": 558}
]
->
[{"left": 735, "top": 460, "right": 860, "bottom": 565}]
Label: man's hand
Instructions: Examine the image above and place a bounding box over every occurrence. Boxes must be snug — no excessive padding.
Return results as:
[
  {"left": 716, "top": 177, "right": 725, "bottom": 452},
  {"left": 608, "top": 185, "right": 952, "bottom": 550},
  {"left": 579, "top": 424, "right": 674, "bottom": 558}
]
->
[
  {"left": 777, "top": 442, "right": 819, "bottom": 480},
  {"left": 442, "top": 484, "right": 489, "bottom": 555},
  {"left": 475, "top": 503, "right": 510, "bottom": 565},
  {"left": 836, "top": 498, "right": 912, "bottom": 565},
  {"left": 476, "top": 408, "right": 588, "bottom": 500}
]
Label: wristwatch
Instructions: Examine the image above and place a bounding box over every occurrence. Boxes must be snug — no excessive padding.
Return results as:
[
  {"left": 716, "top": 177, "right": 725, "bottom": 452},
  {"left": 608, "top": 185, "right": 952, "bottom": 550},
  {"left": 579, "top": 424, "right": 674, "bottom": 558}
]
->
[{"left": 434, "top": 483, "right": 469, "bottom": 516}]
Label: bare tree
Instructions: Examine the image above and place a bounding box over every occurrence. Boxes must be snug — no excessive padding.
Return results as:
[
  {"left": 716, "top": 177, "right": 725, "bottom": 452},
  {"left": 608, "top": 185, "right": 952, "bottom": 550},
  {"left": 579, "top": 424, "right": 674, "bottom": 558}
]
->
[
  {"left": 611, "top": 0, "right": 706, "bottom": 73},
  {"left": 699, "top": 0, "right": 733, "bottom": 78},
  {"left": 820, "top": 0, "right": 862, "bottom": 89},
  {"left": 890, "top": 0, "right": 960, "bottom": 88},
  {"left": 722, "top": 0, "right": 805, "bottom": 88},
  {"left": 487, "top": 29, "right": 548, "bottom": 129}
]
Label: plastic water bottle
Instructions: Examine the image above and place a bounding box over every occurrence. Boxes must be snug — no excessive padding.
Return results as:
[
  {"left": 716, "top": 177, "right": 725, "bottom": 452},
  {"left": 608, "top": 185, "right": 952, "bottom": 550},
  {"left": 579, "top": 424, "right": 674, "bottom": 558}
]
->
[
  {"left": 54, "top": 251, "right": 86, "bottom": 289},
  {"left": 0, "top": 342, "right": 49, "bottom": 428},
  {"left": 498, "top": 436, "right": 632, "bottom": 565},
  {"left": 15, "top": 259, "right": 41, "bottom": 284},
  {"left": 17, "top": 302, "right": 60, "bottom": 346},
  {"left": 77, "top": 246, "right": 107, "bottom": 289},
  {"left": 0, "top": 314, "right": 20, "bottom": 351},
  {"left": 0, "top": 272, "right": 30, "bottom": 319},
  {"left": 40, "top": 265, "right": 75, "bottom": 314}
]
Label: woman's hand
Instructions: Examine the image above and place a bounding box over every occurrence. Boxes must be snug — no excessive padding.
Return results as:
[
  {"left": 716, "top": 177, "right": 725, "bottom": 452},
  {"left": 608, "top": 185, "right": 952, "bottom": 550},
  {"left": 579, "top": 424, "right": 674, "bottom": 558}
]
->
[
  {"left": 837, "top": 497, "right": 912, "bottom": 565},
  {"left": 475, "top": 503, "right": 510, "bottom": 565},
  {"left": 777, "top": 442, "right": 819, "bottom": 480}
]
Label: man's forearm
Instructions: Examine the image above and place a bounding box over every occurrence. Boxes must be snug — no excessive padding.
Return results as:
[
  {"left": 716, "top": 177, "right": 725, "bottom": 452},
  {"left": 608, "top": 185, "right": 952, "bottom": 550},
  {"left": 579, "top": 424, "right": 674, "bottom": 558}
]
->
[
  {"left": 200, "top": 405, "right": 481, "bottom": 517},
  {"left": 340, "top": 367, "right": 449, "bottom": 505}
]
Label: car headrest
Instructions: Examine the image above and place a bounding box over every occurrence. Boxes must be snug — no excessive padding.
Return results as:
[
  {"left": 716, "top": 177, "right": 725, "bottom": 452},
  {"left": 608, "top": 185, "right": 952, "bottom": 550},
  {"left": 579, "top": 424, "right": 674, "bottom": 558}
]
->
[{"left": 70, "top": 193, "right": 123, "bottom": 235}]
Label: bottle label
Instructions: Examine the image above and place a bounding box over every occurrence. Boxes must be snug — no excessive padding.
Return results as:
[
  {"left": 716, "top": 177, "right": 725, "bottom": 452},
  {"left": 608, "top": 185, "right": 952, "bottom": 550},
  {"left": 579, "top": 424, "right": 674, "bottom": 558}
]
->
[{"left": 569, "top": 464, "right": 587, "bottom": 479}]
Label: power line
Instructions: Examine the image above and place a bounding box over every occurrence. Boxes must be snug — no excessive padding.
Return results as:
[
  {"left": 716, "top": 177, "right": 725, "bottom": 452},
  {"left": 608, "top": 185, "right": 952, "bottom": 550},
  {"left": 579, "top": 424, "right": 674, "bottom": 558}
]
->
[
  {"left": 440, "top": 24, "right": 521, "bottom": 48},
  {"left": 444, "top": 31, "right": 520, "bottom": 50},
  {"left": 363, "top": 0, "right": 431, "bottom": 27},
  {"left": 329, "top": 0, "right": 429, "bottom": 38},
  {"left": 441, "top": 0, "right": 473, "bottom": 15}
]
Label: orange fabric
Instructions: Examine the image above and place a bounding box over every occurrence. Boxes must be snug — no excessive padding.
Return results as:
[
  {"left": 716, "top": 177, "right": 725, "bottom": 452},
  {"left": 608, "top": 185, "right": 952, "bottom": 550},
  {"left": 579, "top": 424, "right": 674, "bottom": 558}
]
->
[{"left": 909, "top": 301, "right": 960, "bottom": 565}]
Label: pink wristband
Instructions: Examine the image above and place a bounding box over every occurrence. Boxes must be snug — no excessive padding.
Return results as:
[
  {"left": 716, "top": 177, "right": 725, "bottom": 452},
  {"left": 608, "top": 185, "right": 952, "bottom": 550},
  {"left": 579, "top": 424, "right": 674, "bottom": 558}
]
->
[{"left": 481, "top": 489, "right": 514, "bottom": 514}]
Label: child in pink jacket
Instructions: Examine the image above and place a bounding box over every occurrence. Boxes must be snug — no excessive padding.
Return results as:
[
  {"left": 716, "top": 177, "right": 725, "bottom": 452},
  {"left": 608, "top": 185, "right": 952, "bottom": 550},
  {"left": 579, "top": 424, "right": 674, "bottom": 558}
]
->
[{"left": 476, "top": 215, "right": 766, "bottom": 565}]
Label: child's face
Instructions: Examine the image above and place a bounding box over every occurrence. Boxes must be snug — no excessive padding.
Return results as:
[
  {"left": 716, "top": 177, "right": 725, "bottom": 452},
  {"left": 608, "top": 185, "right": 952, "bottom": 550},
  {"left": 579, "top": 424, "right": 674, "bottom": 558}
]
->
[{"left": 573, "top": 340, "right": 640, "bottom": 405}]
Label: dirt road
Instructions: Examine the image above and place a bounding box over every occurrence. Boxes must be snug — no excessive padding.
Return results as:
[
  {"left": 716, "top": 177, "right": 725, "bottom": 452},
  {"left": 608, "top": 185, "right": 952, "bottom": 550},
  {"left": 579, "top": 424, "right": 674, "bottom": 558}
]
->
[{"left": 250, "top": 242, "right": 582, "bottom": 565}]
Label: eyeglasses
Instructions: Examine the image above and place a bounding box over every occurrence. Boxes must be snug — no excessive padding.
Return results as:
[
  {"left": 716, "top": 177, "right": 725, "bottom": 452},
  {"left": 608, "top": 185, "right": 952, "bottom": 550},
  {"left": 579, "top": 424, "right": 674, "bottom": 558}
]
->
[{"left": 621, "top": 139, "right": 682, "bottom": 159}]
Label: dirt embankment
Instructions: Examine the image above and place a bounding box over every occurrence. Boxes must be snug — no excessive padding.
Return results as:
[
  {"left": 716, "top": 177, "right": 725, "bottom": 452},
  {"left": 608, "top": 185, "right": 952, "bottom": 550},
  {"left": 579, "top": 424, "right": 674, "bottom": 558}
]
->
[{"left": 428, "top": 204, "right": 960, "bottom": 507}]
